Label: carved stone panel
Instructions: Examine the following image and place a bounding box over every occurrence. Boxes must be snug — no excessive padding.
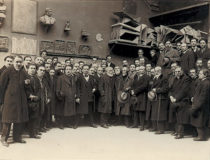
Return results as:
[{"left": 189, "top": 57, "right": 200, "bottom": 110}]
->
[
  {"left": 54, "top": 40, "right": 65, "bottom": 54},
  {"left": 79, "top": 45, "right": 91, "bottom": 55},
  {"left": 12, "top": 0, "right": 37, "bottom": 35},
  {"left": 40, "top": 41, "right": 54, "bottom": 53},
  {"left": 12, "top": 37, "right": 37, "bottom": 55},
  {"left": 0, "top": 36, "right": 9, "bottom": 52},
  {"left": 66, "top": 41, "right": 76, "bottom": 54}
]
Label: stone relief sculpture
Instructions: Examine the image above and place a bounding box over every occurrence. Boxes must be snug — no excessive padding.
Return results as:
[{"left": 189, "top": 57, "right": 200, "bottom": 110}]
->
[
  {"left": 79, "top": 45, "right": 91, "bottom": 55},
  {"left": 0, "top": 0, "right": 6, "bottom": 27},
  {"left": 40, "top": 8, "right": 56, "bottom": 32},
  {"left": 81, "top": 29, "right": 90, "bottom": 41},
  {"left": 66, "top": 41, "right": 76, "bottom": 54}
]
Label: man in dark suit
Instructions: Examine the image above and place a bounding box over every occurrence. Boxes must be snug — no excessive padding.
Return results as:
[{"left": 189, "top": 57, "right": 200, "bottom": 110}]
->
[
  {"left": 157, "top": 41, "right": 180, "bottom": 76},
  {"left": 43, "top": 62, "right": 52, "bottom": 128},
  {"left": 54, "top": 62, "right": 64, "bottom": 129},
  {"left": 25, "top": 63, "right": 41, "bottom": 139},
  {"left": 23, "top": 56, "right": 32, "bottom": 74},
  {"left": 98, "top": 67, "right": 115, "bottom": 128},
  {"left": 115, "top": 66, "right": 131, "bottom": 128},
  {"left": 0, "top": 56, "right": 14, "bottom": 76},
  {"left": 169, "top": 67, "right": 191, "bottom": 139},
  {"left": 130, "top": 66, "right": 149, "bottom": 130},
  {"left": 106, "top": 55, "right": 115, "bottom": 68},
  {"left": 94, "top": 67, "right": 103, "bottom": 124},
  {"left": 190, "top": 69, "right": 210, "bottom": 141},
  {"left": 150, "top": 66, "right": 169, "bottom": 134},
  {"left": 195, "top": 58, "right": 203, "bottom": 74},
  {"left": 137, "top": 49, "right": 149, "bottom": 65},
  {"left": 36, "top": 66, "right": 51, "bottom": 133},
  {"left": 190, "top": 38, "right": 201, "bottom": 61},
  {"left": 199, "top": 39, "right": 210, "bottom": 67},
  {"left": 76, "top": 64, "right": 97, "bottom": 128},
  {"left": 179, "top": 43, "right": 195, "bottom": 74},
  {"left": 0, "top": 56, "right": 14, "bottom": 133}
]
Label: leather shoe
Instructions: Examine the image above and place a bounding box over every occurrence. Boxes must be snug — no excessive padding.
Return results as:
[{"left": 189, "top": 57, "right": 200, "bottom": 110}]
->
[
  {"left": 175, "top": 134, "right": 183, "bottom": 139},
  {"left": 73, "top": 125, "right": 78, "bottom": 129},
  {"left": 155, "top": 131, "right": 164, "bottom": 134},
  {"left": 1, "top": 138, "right": 9, "bottom": 147},
  {"left": 30, "top": 135, "right": 41, "bottom": 139},
  {"left": 90, "top": 124, "right": 97, "bottom": 128},
  {"left": 139, "top": 126, "right": 144, "bottom": 131},
  {"left": 40, "top": 128, "right": 47, "bottom": 132},
  {"left": 37, "top": 132, "right": 42, "bottom": 135},
  {"left": 101, "top": 124, "right": 109, "bottom": 128},
  {"left": 193, "top": 137, "right": 206, "bottom": 141},
  {"left": 13, "top": 139, "right": 26, "bottom": 143},
  {"left": 58, "top": 125, "right": 64, "bottom": 130},
  {"left": 171, "top": 132, "right": 178, "bottom": 136},
  {"left": 130, "top": 124, "right": 138, "bottom": 128},
  {"left": 149, "top": 128, "right": 156, "bottom": 132}
]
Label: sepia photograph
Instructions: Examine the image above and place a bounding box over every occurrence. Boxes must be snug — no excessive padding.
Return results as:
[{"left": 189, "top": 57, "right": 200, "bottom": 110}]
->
[{"left": 0, "top": 0, "right": 209, "bottom": 159}]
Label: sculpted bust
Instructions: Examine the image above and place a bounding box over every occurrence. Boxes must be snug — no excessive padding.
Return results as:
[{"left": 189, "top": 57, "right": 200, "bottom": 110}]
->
[{"left": 40, "top": 8, "right": 56, "bottom": 25}]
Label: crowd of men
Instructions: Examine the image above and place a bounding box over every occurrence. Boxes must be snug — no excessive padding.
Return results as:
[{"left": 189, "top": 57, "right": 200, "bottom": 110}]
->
[{"left": 0, "top": 38, "right": 210, "bottom": 147}]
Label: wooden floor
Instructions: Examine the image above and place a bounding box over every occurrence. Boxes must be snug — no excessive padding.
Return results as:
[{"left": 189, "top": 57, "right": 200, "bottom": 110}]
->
[{"left": 0, "top": 126, "right": 210, "bottom": 160}]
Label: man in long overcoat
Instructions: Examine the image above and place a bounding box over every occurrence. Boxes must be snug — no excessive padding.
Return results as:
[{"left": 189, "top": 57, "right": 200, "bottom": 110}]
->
[
  {"left": 98, "top": 67, "right": 115, "bottom": 128},
  {"left": 190, "top": 69, "right": 210, "bottom": 141},
  {"left": 150, "top": 66, "right": 169, "bottom": 134},
  {"left": 93, "top": 67, "right": 103, "bottom": 124},
  {"left": 76, "top": 64, "right": 97, "bottom": 128},
  {"left": 0, "top": 56, "right": 14, "bottom": 132},
  {"left": 179, "top": 43, "right": 195, "bottom": 74},
  {"left": 130, "top": 66, "right": 149, "bottom": 130},
  {"left": 198, "top": 39, "right": 210, "bottom": 67},
  {"left": 0, "top": 56, "right": 29, "bottom": 147},
  {"left": 54, "top": 62, "right": 64, "bottom": 128},
  {"left": 116, "top": 66, "right": 132, "bottom": 127},
  {"left": 169, "top": 67, "right": 191, "bottom": 139},
  {"left": 25, "top": 63, "right": 41, "bottom": 139},
  {"left": 56, "top": 65, "right": 77, "bottom": 128},
  {"left": 36, "top": 66, "right": 51, "bottom": 133}
]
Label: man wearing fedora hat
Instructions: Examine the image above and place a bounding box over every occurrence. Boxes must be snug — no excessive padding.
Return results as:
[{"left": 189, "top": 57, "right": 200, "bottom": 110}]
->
[{"left": 130, "top": 66, "right": 149, "bottom": 131}]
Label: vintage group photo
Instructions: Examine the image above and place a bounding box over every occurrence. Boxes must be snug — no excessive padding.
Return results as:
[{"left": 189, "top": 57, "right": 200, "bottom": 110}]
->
[{"left": 0, "top": 0, "right": 209, "bottom": 160}]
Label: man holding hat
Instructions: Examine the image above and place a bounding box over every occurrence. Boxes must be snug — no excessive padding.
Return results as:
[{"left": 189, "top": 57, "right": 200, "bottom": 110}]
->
[
  {"left": 115, "top": 66, "right": 132, "bottom": 128},
  {"left": 150, "top": 66, "right": 169, "bottom": 134},
  {"left": 130, "top": 66, "right": 149, "bottom": 131}
]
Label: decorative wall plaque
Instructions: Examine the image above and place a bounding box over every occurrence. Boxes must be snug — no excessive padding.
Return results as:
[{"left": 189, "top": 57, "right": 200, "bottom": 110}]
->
[
  {"left": 66, "top": 41, "right": 76, "bottom": 54},
  {"left": 0, "top": 36, "right": 8, "bottom": 52},
  {"left": 12, "top": 0, "right": 37, "bottom": 35},
  {"left": 79, "top": 45, "right": 91, "bottom": 55},
  {"left": 12, "top": 37, "right": 37, "bottom": 55},
  {"left": 54, "top": 40, "right": 65, "bottom": 54},
  {"left": 40, "top": 41, "right": 54, "bottom": 53}
]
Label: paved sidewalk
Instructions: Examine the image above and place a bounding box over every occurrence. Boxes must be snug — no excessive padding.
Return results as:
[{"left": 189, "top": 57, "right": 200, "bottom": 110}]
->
[{"left": 0, "top": 126, "right": 209, "bottom": 160}]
